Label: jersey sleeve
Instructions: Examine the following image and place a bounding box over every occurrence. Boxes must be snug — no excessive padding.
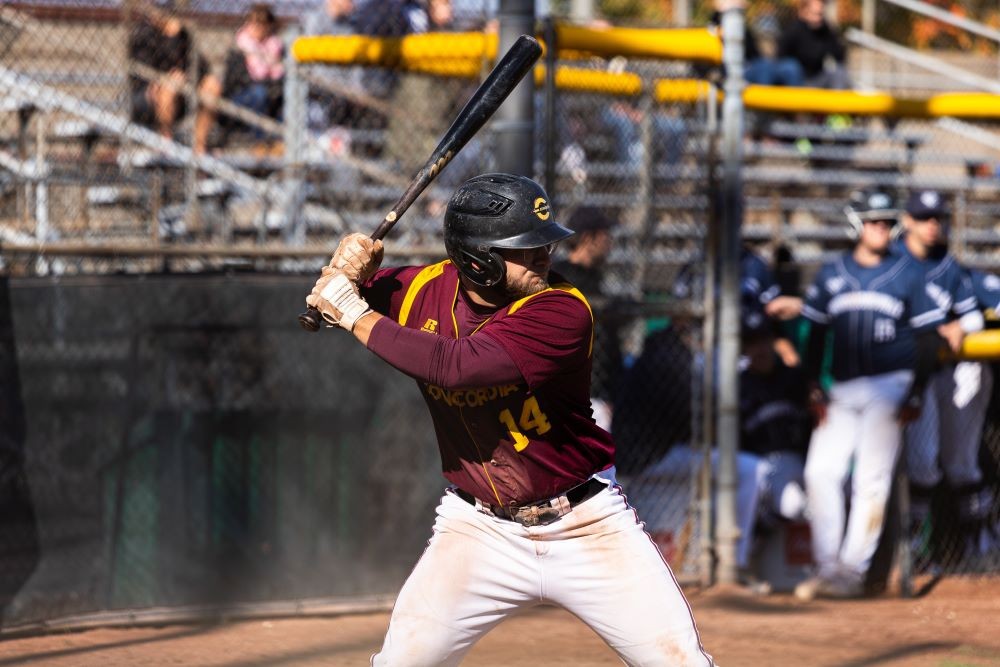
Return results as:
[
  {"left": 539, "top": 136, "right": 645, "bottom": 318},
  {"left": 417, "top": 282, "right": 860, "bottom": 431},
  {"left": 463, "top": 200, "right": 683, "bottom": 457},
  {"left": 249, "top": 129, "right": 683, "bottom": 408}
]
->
[
  {"left": 801, "top": 264, "right": 833, "bottom": 324},
  {"left": 478, "top": 290, "right": 593, "bottom": 390},
  {"left": 950, "top": 267, "right": 979, "bottom": 317},
  {"left": 972, "top": 270, "right": 1000, "bottom": 312},
  {"left": 741, "top": 251, "right": 780, "bottom": 306},
  {"left": 359, "top": 265, "right": 424, "bottom": 320},
  {"left": 908, "top": 267, "right": 947, "bottom": 331}
]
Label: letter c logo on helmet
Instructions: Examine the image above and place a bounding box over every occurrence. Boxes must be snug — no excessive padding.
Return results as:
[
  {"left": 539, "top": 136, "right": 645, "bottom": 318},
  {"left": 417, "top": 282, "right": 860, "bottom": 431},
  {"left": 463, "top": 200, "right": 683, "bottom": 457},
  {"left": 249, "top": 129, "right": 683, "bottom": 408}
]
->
[{"left": 533, "top": 198, "right": 550, "bottom": 221}]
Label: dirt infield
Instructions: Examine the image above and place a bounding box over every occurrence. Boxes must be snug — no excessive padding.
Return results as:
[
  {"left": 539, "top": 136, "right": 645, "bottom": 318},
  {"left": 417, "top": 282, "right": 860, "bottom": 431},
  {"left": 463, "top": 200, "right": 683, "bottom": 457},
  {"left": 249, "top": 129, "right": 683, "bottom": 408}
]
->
[{"left": 1, "top": 577, "right": 998, "bottom": 666}]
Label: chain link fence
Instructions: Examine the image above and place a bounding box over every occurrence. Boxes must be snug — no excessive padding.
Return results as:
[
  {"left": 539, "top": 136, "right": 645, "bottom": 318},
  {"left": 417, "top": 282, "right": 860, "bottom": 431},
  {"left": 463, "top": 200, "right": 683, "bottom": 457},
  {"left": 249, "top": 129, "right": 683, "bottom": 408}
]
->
[{"left": 2, "top": 0, "right": 1000, "bottom": 630}]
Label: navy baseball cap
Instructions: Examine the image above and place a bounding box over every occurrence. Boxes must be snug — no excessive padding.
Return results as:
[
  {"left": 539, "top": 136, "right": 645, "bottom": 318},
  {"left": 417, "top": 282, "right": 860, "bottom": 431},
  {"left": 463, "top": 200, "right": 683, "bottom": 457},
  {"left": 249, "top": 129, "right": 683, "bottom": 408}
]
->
[
  {"left": 905, "top": 189, "right": 948, "bottom": 220},
  {"left": 565, "top": 206, "right": 616, "bottom": 233}
]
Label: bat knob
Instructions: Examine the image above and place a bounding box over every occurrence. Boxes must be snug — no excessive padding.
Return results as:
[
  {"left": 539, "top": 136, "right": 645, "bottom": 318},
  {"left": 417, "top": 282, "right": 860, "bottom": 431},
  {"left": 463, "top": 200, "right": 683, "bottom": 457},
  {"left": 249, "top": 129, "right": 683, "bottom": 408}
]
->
[{"left": 298, "top": 306, "right": 322, "bottom": 332}]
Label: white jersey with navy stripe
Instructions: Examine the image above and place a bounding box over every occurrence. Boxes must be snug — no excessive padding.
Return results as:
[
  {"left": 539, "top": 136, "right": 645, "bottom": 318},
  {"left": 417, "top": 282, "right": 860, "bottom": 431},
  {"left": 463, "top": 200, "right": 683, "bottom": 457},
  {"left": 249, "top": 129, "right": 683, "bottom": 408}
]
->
[{"left": 803, "top": 253, "right": 945, "bottom": 382}]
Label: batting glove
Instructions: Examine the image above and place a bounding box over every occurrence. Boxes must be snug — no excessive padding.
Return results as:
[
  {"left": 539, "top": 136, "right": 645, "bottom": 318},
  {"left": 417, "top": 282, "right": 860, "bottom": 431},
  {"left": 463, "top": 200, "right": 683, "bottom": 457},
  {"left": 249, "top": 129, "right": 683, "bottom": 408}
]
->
[
  {"left": 306, "top": 267, "right": 372, "bottom": 332},
  {"left": 330, "top": 233, "right": 384, "bottom": 284}
]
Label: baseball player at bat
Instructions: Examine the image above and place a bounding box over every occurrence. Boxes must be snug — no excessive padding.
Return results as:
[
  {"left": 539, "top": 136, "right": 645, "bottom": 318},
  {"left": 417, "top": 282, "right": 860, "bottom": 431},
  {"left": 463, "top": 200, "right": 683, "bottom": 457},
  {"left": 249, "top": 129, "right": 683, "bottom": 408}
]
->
[
  {"left": 893, "top": 190, "right": 995, "bottom": 567},
  {"left": 796, "top": 189, "right": 946, "bottom": 601},
  {"left": 305, "top": 174, "right": 715, "bottom": 666}
]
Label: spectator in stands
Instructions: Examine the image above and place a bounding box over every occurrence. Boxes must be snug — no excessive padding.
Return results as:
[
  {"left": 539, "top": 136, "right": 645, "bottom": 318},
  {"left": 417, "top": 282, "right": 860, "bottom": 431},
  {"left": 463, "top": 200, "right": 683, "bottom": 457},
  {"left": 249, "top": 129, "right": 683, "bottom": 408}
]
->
[
  {"left": 709, "top": 4, "right": 804, "bottom": 87},
  {"left": 552, "top": 207, "right": 624, "bottom": 431},
  {"left": 222, "top": 4, "right": 285, "bottom": 146},
  {"left": 128, "top": 9, "right": 222, "bottom": 154},
  {"left": 600, "top": 100, "right": 687, "bottom": 176},
  {"left": 300, "top": 0, "right": 361, "bottom": 154},
  {"left": 778, "top": 0, "right": 851, "bottom": 89},
  {"left": 303, "top": 0, "right": 355, "bottom": 36},
  {"left": 384, "top": 0, "right": 454, "bottom": 167},
  {"left": 353, "top": 0, "right": 425, "bottom": 100}
]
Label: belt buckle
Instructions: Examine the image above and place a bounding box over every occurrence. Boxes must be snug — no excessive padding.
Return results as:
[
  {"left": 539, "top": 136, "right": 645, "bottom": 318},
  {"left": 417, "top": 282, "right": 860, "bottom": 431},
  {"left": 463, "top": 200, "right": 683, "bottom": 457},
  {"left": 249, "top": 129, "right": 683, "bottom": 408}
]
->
[{"left": 510, "top": 499, "right": 567, "bottom": 527}]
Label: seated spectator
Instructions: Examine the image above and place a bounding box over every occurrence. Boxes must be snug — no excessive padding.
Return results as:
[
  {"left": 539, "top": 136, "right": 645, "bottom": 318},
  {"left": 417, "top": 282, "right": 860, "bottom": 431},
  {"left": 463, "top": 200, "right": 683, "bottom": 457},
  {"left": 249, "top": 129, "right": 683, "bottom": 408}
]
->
[
  {"left": 128, "top": 9, "right": 222, "bottom": 154},
  {"left": 222, "top": 3, "right": 285, "bottom": 143},
  {"left": 778, "top": 0, "right": 851, "bottom": 89},
  {"left": 600, "top": 100, "right": 687, "bottom": 176},
  {"left": 709, "top": 4, "right": 804, "bottom": 87},
  {"left": 301, "top": 0, "right": 360, "bottom": 137},
  {"left": 384, "top": 0, "right": 457, "bottom": 176}
]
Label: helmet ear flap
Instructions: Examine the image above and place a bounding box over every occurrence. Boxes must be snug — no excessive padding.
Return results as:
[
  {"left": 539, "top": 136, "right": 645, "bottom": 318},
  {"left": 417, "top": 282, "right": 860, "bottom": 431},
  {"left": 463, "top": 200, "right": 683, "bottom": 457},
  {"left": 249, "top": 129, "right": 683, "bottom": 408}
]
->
[
  {"left": 844, "top": 205, "right": 863, "bottom": 241},
  {"left": 457, "top": 248, "right": 507, "bottom": 287}
]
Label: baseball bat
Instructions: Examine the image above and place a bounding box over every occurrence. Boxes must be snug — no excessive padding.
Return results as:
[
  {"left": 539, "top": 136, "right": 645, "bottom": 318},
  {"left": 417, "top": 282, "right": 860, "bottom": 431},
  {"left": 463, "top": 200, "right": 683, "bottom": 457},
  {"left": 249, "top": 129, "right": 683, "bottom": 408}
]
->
[{"left": 298, "top": 34, "right": 544, "bottom": 332}]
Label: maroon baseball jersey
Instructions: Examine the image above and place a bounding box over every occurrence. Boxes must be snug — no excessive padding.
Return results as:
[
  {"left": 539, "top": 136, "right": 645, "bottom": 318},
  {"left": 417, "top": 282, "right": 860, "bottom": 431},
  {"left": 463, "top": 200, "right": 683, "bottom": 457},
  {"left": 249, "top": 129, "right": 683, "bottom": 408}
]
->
[{"left": 360, "top": 260, "right": 615, "bottom": 506}]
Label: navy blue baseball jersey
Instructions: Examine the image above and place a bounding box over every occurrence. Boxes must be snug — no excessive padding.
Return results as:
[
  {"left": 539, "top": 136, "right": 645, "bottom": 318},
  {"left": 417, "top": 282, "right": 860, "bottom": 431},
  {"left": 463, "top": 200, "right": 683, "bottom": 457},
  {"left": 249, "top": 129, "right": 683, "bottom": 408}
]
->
[
  {"left": 802, "top": 253, "right": 945, "bottom": 382},
  {"left": 892, "top": 240, "right": 978, "bottom": 321},
  {"left": 741, "top": 248, "right": 781, "bottom": 307},
  {"left": 673, "top": 247, "right": 779, "bottom": 306},
  {"left": 970, "top": 269, "right": 1000, "bottom": 313}
]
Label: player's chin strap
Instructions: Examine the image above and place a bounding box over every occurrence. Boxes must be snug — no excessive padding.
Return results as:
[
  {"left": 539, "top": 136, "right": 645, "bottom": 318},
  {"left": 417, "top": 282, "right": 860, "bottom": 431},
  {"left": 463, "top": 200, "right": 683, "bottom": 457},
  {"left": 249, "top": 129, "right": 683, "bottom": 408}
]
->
[{"left": 318, "top": 272, "right": 373, "bottom": 332}]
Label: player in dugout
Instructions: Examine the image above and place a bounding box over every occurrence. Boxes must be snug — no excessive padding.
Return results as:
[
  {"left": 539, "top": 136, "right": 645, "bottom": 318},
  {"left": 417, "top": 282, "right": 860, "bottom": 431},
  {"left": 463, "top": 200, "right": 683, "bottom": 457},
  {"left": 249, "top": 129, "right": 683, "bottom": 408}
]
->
[
  {"left": 304, "top": 173, "right": 715, "bottom": 666},
  {"left": 796, "top": 189, "right": 945, "bottom": 600}
]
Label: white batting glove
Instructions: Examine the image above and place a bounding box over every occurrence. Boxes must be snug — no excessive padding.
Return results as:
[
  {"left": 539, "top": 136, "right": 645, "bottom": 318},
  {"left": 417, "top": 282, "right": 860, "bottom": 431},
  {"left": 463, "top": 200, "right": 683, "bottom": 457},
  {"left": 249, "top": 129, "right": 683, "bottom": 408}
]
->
[
  {"left": 305, "top": 267, "right": 372, "bottom": 332},
  {"left": 330, "top": 232, "right": 384, "bottom": 284}
]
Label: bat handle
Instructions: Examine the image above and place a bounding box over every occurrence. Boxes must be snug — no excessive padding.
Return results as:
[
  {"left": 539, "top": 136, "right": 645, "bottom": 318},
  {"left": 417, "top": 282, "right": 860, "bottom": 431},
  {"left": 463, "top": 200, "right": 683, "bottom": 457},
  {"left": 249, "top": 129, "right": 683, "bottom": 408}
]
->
[
  {"left": 299, "top": 209, "right": 398, "bottom": 332},
  {"left": 298, "top": 306, "right": 323, "bottom": 332}
]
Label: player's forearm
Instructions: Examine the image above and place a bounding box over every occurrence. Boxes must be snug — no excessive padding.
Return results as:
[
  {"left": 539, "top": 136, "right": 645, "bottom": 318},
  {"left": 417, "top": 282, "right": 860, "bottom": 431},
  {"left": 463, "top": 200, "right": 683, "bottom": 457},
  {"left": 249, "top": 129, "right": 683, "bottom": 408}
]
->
[{"left": 365, "top": 317, "right": 522, "bottom": 388}]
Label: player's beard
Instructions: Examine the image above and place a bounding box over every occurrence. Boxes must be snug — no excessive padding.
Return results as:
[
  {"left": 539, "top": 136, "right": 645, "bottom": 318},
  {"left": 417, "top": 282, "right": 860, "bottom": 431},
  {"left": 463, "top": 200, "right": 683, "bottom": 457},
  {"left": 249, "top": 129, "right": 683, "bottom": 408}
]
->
[{"left": 503, "top": 270, "right": 549, "bottom": 300}]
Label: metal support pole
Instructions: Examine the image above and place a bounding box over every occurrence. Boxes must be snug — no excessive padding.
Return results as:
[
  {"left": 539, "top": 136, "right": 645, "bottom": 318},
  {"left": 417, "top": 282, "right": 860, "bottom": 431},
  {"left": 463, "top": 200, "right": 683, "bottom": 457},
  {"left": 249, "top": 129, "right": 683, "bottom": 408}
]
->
[
  {"left": 495, "top": 0, "right": 535, "bottom": 177},
  {"left": 542, "top": 16, "right": 557, "bottom": 197},
  {"left": 673, "top": 0, "right": 691, "bottom": 27},
  {"left": 716, "top": 5, "right": 745, "bottom": 586},
  {"left": 699, "top": 82, "right": 720, "bottom": 588},
  {"left": 861, "top": 0, "right": 876, "bottom": 89},
  {"left": 283, "top": 26, "right": 307, "bottom": 245},
  {"left": 570, "top": 0, "right": 594, "bottom": 24}
]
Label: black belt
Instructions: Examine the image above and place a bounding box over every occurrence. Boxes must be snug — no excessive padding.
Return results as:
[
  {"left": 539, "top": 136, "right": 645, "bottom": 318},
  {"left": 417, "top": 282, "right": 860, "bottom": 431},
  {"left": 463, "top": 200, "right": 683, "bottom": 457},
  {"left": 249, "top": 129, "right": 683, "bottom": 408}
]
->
[{"left": 454, "top": 477, "right": 606, "bottom": 527}]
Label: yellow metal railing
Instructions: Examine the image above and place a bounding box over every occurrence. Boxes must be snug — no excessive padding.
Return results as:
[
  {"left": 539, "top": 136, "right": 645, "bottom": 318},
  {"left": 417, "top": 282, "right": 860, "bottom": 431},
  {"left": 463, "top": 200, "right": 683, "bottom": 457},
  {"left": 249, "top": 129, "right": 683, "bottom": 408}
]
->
[{"left": 292, "top": 28, "right": 1000, "bottom": 119}]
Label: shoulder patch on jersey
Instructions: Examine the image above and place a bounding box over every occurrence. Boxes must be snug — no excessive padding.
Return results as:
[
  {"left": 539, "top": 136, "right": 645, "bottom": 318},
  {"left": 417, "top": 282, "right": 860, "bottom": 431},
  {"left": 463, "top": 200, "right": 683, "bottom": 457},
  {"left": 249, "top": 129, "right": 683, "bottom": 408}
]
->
[
  {"left": 825, "top": 276, "right": 846, "bottom": 295},
  {"left": 985, "top": 274, "right": 1000, "bottom": 291},
  {"left": 805, "top": 284, "right": 819, "bottom": 299}
]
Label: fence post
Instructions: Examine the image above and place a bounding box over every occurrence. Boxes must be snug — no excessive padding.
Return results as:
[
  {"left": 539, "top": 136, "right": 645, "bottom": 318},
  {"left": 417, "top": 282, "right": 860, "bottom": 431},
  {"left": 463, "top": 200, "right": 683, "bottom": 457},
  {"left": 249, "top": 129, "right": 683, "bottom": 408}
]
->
[
  {"left": 716, "top": 3, "right": 746, "bottom": 586},
  {"left": 542, "top": 16, "right": 557, "bottom": 197},
  {"left": 495, "top": 0, "right": 536, "bottom": 176},
  {"left": 282, "top": 25, "right": 307, "bottom": 245},
  {"left": 699, "top": 81, "right": 720, "bottom": 588}
]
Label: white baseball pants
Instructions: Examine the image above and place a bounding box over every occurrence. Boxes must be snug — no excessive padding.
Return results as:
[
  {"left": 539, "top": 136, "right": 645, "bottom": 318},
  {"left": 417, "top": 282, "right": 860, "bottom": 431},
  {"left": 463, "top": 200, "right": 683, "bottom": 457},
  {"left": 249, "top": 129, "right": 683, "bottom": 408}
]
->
[
  {"left": 371, "top": 478, "right": 715, "bottom": 667},
  {"left": 804, "top": 370, "right": 911, "bottom": 585}
]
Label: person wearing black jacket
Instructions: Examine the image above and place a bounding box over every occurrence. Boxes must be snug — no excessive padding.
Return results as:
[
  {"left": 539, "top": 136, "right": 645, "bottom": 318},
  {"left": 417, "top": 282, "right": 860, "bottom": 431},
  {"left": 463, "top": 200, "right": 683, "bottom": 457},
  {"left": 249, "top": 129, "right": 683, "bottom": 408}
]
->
[{"left": 778, "top": 0, "right": 851, "bottom": 89}]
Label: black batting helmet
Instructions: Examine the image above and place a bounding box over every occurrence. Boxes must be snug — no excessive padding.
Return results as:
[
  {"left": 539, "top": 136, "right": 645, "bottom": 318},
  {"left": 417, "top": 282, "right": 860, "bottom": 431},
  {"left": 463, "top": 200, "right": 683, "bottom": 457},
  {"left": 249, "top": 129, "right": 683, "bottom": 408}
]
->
[
  {"left": 444, "top": 173, "right": 574, "bottom": 287},
  {"left": 845, "top": 188, "right": 900, "bottom": 237}
]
